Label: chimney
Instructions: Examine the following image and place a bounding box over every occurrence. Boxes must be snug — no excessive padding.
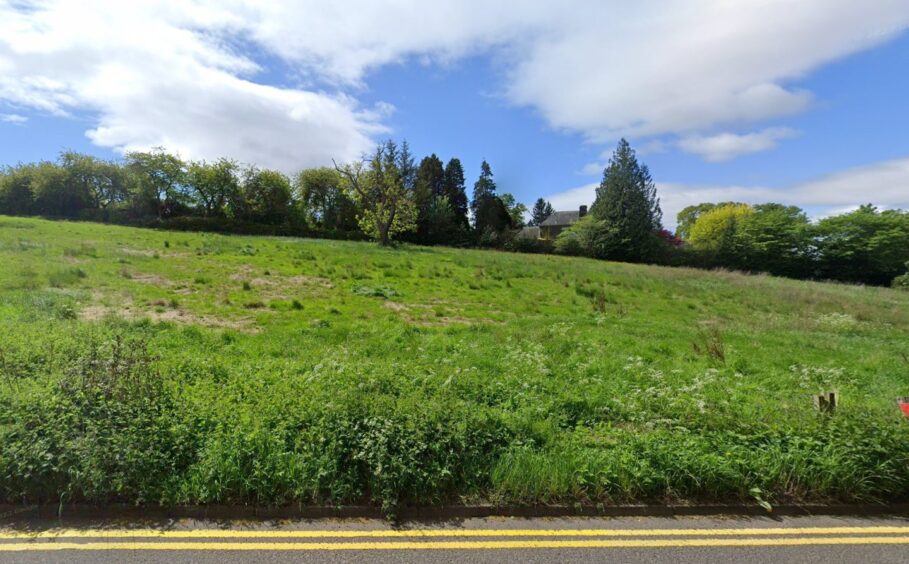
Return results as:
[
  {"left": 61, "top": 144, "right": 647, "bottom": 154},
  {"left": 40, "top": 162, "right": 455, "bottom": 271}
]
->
[{"left": 579, "top": 205, "right": 588, "bottom": 217}]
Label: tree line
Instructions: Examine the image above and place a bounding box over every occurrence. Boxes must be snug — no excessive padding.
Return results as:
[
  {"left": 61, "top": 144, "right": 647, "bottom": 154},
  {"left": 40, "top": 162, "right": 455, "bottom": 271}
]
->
[
  {"left": 552, "top": 139, "right": 909, "bottom": 288},
  {"left": 2, "top": 140, "right": 907, "bottom": 288},
  {"left": 0, "top": 142, "right": 527, "bottom": 247}
]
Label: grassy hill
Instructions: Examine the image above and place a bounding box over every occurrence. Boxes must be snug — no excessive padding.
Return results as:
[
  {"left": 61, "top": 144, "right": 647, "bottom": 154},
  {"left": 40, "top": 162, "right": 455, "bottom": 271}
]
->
[{"left": 2, "top": 215, "right": 909, "bottom": 513}]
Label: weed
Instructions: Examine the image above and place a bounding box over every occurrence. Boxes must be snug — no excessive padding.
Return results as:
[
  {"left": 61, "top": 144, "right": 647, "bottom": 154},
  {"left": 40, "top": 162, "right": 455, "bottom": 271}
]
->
[
  {"left": 692, "top": 326, "right": 726, "bottom": 364},
  {"left": 48, "top": 267, "right": 87, "bottom": 287},
  {"left": 352, "top": 285, "right": 398, "bottom": 299}
]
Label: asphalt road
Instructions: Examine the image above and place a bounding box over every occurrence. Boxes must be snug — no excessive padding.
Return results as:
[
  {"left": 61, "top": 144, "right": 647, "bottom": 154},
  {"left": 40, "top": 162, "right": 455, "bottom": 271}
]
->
[{"left": 3, "top": 513, "right": 909, "bottom": 563}]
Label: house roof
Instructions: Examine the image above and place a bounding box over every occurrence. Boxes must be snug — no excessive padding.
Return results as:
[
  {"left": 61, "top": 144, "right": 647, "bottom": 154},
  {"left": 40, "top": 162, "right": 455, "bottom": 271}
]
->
[
  {"left": 517, "top": 226, "right": 540, "bottom": 239},
  {"left": 540, "top": 210, "right": 581, "bottom": 227}
]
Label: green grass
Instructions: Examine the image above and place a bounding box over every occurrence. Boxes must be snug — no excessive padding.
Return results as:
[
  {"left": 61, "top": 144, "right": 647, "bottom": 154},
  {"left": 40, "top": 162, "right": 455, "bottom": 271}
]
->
[{"left": 2, "top": 215, "right": 909, "bottom": 514}]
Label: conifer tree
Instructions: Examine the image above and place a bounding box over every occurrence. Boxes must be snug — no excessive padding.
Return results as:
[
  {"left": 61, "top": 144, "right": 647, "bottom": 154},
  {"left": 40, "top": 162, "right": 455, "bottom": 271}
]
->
[
  {"left": 443, "top": 158, "right": 469, "bottom": 228},
  {"left": 530, "top": 198, "right": 553, "bottom": 226},
  {"left": 413, "top": 154, "right": 446, "bottom": 242},
  {"left": 588, "top": 138, "right": 663, "bottom": 261},
  {"left": 471, "top": 160, "right": 496, "bottom": 223}
]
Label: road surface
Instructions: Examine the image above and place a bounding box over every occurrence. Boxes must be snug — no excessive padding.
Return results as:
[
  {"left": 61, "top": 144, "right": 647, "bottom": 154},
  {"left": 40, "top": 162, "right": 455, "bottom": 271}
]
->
[{"left": 2, "top": 513, "right": 909, "bottom": 562}]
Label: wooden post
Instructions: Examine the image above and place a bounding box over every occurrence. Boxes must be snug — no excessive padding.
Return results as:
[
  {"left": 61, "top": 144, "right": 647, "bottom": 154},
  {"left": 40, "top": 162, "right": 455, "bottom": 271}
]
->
[{"left": 814, "top": 391, "right": 837, "bottom": 414}]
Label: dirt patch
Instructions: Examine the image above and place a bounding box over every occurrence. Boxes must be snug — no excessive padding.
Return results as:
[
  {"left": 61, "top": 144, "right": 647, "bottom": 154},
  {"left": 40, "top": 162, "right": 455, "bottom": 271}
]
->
[
  {"left": 412, "top": 315, "right": 478, "bottom": 327},
  {"left": 382, "top": 301, "right": 488, "bottom": 327},
  {"left": 128, "top": 272, "right": 174, "bottom": 287},
  {"left": 229, "top": 265, "right": 258, "bottom": 281},
  {"left": 141, "top": 308, "right": 257, "bottom": 331},
  {"left": 383, "top": 301, "right": 410, "bottom": 312},
  {"left": 117, "top": 247, "right": 157, "bottom": 257},
  {"left": 287, "top": 275, "right": 334, "bottom": 288},
  {"left": 79, "top": 297, "right": 258, "bottom": 332},
  {"left": 79, "top": 304, "right": 111, "bottom": 321}
]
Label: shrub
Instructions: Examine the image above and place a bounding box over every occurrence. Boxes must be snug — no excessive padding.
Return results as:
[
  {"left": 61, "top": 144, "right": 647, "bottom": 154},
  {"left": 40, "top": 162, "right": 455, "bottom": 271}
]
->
[{"left": 893, "top": 262, "right": 909, "bottom": 290}]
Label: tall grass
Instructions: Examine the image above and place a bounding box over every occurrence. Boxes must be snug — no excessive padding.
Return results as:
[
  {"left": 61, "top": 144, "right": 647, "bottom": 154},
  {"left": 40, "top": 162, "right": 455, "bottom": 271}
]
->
[{"left": 1, "top": 215, "right": 909, "bottom": 514}]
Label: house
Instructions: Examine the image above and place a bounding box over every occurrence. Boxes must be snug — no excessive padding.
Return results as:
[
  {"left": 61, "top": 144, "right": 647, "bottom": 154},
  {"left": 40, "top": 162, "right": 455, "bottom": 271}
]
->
[{"left": 540, "top": 205, "right": 587, "bottom": 239}]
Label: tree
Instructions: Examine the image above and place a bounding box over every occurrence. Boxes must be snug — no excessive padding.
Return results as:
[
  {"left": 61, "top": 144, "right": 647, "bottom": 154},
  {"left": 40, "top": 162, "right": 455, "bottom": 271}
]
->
[
  {"left": 397, "top": 140, "right": 416, "bottom": 192},
  {"left": 554, "top": 214, "right": 642, "bottom": 260},
  {"left": 675, "top": 203, "right": 717, "bottom": 241},
  {"left": 471, "top": 160, "right": 496, "bottom": 223},
  {"left": 335, "top": 140, "right": 417, "bottom": 245},
  {"left": 412, "top": 154, "right": 447, "bottom": 242},
  {"left": 443, "top": 158, "right": 469, "bottom": 229},
  {"left": 422, "top": 195, "right": 462, "bottom": 245},
  {"left": 239, "top": 167, "right": 293, "bottom": 224},
  {"left": 688, "top": 203, "right": 753, "bottom": 253},
  {"left": 0, "top": 164, "right": 36, "bottom": 215},
  {"left": 59, "top": 151, "right": 129, "bottom": 211},
  {"left": 499, "top": 193, "right": 528, "bottom": 228},
  {"left": 530, "top": 198, "right": 553, "bottom": 226},
  {"left": 473, "top": 194, "right": 512, "bottom": 245},
  {"left": 295, "top": 167, "right": 358, "bottom": 231},
  {"left": 30, "top": 161, "right": 81, "bottom": 217},
  {"left": 125, "top": 149, "right": 188, "bottom": 218},
  {"left": 186, "top": 158, "right": 240, "bottom": 217},
  {"left": 732, "top": 203, "right": 812, "bottom": 277},
  {"left": 589, "top": 139, "right": 663, "bottom": 261},
  {"left": 813, "top": 205, "right": 909, "bottom": 285}
]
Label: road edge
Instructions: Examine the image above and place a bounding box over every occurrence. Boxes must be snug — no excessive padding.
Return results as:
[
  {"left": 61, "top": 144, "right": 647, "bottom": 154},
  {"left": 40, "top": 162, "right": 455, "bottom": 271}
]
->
[{"left": 3, "top": 503, "right": 909, "bottom": 522}]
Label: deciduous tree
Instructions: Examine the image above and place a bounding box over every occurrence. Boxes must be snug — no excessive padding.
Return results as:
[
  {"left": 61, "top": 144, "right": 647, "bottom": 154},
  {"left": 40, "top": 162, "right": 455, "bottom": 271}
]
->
[{"left": 336, "top": 141, "right": 417, "bottom": 245}]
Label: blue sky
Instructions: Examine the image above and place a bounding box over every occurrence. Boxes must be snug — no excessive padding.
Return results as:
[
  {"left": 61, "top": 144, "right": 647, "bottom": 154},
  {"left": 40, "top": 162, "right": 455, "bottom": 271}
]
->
[{"left": 1, "top": 1, "right": 908, "bottom": 227}]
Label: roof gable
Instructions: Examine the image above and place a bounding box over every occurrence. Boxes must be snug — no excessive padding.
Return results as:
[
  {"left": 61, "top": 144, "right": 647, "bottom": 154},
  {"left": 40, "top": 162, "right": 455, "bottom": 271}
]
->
[{"left": 541, "top": 210, "right": 580, "bottom": 227}]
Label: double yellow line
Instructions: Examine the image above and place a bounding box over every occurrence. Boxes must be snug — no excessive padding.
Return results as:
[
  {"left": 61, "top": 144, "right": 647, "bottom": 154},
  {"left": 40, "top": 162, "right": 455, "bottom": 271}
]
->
[{"left": 2, "top": 526, "right": 909, "bottom": 551}]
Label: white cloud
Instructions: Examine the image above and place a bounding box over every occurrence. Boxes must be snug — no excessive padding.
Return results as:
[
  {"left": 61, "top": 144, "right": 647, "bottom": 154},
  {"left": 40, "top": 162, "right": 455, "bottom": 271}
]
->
[
  {"left": 677, "top": 127, "right": 799, "bottom": 162},
  {"left": 546, "top": 156, "right": 909, "bottom": 229},
  {"left": 503, "top": 1, "right": 909, "bottom": 140},
  {"left": 237, "top": 1, "right": 909, "bottom": 141},
  {"left": 0, "top": 1, "right": 384, "bottom": 172},
  {"left": 0, "top": 113, "right": 27, "bottom": 124},
  {"left": 0, "top": 1, "right": 907, "bottom": 170}
]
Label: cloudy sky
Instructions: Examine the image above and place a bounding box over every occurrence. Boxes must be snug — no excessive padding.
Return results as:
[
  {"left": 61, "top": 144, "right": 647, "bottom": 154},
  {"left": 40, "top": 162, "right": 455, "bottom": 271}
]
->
[{"left": 1, "top": 0, "right": 908, "bottom": 227}]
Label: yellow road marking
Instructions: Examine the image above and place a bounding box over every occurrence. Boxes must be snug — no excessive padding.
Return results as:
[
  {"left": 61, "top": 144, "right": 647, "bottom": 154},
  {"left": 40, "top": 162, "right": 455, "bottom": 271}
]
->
[
  {"left": 2, "top": 526, "right": 909, "bottom": 539},
  {"left": 3, "top": 537, "right": 909, "bottom": 551}
]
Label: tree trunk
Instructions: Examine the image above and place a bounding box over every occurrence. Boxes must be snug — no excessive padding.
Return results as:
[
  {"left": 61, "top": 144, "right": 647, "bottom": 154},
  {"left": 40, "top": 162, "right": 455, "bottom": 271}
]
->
[{"left": 378, "top": 223, "right": 390, "bottom": 245}]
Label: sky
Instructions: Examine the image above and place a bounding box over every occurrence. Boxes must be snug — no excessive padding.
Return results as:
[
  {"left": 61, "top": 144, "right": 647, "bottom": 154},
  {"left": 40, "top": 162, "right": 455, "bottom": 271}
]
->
[{"left": 1, "top": 1, "right": 908, "bottom": 229}]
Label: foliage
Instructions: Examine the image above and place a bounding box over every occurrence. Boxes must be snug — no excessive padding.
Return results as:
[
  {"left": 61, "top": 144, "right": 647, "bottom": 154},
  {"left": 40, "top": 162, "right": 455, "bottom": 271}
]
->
[
  {"left": 814, "top": 205, "right": 909, "bottom": 285},
  {"left": 499, "top": 193, "right": 528, "bottom": 228},
  {"left": 125, "top": 149, "right": 189, "bottom": 218},
  {"left": 294, "top": 167, "right": 358, "bottom": 231},
  {"left": 474, "top": 195, "right": 513, "bottom": 244},
  {"left": 589, "top": 139, "right": 663, "bottom": 262},
  {"left": 336, "top": 141, "right": 418, "bottom": 245},
  {"left": 688, "top": 203, "right": 753, "bottom": 252},
  {"left": 530, "top": 198, "right": 554, "bottom": 226},
  {"left": 443, "top": 158, "right": 470, "bottom": 229},
  {"left": 471, "top": 160, "right": 497, "bottom": 223},
  {"left": 893, "top": 263, "right": 909, "bottom": 290},
  {"left": 186, "top": 158, "right": 240, "bottom": 218},
  {"left": 237, "top": 167, "right": 293, "bottom": 225},
  {"left": 675, "top": 203, "right": 720, "bottom": 241},
  {"left": 732, "top": 203, "right": 813, "bottom": 277}
]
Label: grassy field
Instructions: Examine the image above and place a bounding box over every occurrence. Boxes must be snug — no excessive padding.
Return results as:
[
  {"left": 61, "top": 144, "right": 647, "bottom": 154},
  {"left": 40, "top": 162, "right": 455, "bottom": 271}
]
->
[{"left": 2, "top": 215, "right": 909, "bottom": 514}]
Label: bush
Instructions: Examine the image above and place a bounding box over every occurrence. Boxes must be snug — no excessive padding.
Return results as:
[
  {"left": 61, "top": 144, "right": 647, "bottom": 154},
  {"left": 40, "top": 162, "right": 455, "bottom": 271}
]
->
[
  {"left": 0, "top": 334, "right": 196, "bottom": 504},
  {"left": 893, "top": 263, "right": 909, "bottom": 290}
]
